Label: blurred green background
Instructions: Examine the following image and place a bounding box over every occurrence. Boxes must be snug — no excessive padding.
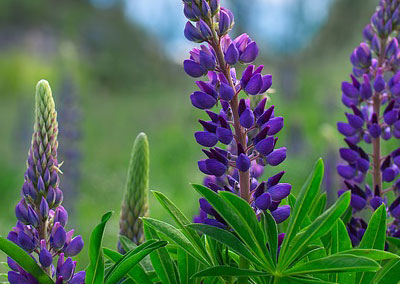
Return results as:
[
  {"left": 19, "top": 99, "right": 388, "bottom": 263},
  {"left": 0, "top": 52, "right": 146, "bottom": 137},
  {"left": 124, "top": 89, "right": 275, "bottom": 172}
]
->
[{"left": 0, "top": 0, "right": 381, "bottom": 271}]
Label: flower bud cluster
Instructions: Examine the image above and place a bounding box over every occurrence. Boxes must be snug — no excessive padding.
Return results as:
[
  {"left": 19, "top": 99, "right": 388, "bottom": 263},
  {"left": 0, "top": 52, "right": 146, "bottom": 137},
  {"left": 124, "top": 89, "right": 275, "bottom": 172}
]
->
[
  {"left": 336, "top": 0, "right": 400, "bottom": 245},
  {"left": 7, "top": 81, "right": 84, "bottom": 284},
  {"left": 182, "top": 0, "right": 291, "bottom": 228}
]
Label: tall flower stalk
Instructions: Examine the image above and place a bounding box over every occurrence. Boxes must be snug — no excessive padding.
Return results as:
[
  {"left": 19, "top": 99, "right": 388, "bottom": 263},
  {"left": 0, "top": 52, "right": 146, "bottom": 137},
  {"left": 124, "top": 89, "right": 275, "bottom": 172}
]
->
[
  {"left": 7, "top": 80, "right": 84, "bottom": 284},
  {"left": 337, "top": 0, "right": 400, "bottom": 245},
  {"left": 183, "top": 0, "right": 291, "bottom": 238},
  {"left": 119, "top": 132, "right": 150, "bottom": 252}
]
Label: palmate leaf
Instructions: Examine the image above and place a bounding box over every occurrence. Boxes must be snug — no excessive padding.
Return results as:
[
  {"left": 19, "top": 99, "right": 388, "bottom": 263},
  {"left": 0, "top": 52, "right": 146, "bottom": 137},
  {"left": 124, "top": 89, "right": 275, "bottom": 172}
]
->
[
  {"left": 261, "top": 212, "right": 278, "bottom": 265},
  {"left": 308, "top": 192, "right": 327, "bottom": 222},
  {"left": 281, "top": 190, "right": 351, "bottom": 269},
  {"left": 143, "top": 224, "right": 179, "bottom": 284},
  {"left": 191, "top": 184, "right": 274, "bottom": 271},
  {"left": 191, "top": 266, "right": 270, "bottom": 278},
  {"left": 142, "top": 217, "right": 207, "bottom": 264},
  {"left": 103, "top": 248, "right": 152, "bottom": 284},
  {"left": 285, "top": 254, "right": 380, "bottom": 275},
  {"left": 187, "top": 223, "right": 264, "bottom": 267},
  {"left": 279, "top": 159, "right": 324, "bottom": 267},
  {"left": 330, "top": 219, "right": 353, "bottom": 283},
  {"left": 152, "top": 191, "right": 212, "bottom": 264},
  {"left": 372, "top": 258, "right": 400, "bottom": 284},
  {"left": 104, "top": 240, "right": 167, "bottom": 284},
  {"left": 0, "top": 236, "right": 54, "bottom": 284},
  {"left": 356, "top": 204, "right": 387, "bottom": 284},
  {"left": 86, "top": 211, "right": 113, "bottom": 284},
  {"left": 178, "top": 247, "right": 198, "bottom": 284}
]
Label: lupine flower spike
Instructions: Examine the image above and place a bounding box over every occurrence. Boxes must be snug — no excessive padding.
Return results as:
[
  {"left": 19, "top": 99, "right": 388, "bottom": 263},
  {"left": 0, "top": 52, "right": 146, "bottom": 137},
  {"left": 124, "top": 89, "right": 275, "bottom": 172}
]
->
[
  {"left": 337, "top": 0, "right": 400, "bottom": 245},
  {"left": 119, "top": 132, "right": 150, "bottom": 252},
  {"left": 7, "top": 80, "right": 85, "bottom": 284},
  {"left": 182, "top": 0, "right": 291, "bottom": 232}
]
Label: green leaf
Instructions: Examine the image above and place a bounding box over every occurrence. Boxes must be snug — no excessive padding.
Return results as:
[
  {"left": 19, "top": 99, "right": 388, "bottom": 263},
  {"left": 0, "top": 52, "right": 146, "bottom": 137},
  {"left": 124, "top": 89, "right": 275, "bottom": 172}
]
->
[
  {"left": 187, "top": 223, "right": 263, "bottom": 267},
  {"left": 105, "top": 240, "right": 167, "bottom": 284},
  {"left": 191, "top": 184, "right": 273, "bottom": 270},
  {"left": 142, "top": 217, "right": 207, "bottom": 264},
  {"left": 330, "top": 219, "right": 353, "bottom": 283},
  {"left": 143, "top": 224, "right": 179, "bottom": 284},
  {"left": 219, "top": 191, "right": 272, "bottom": 265},
  {"left": 191, "top": 266, "right": 270, "bottom": 278},
  {"left": 286, "top": 275, "right": 338, "bottom": 284},
  {"left": 86, "top": 211, "right": 113, "bottom": 284},
  {"left": 178, "top": 247, "right": 198, "bottom": 284},
  {"left": 103, "top": 248, "right": 152, "bottom": 284},
  {"left": 152, "top": 191, "right": 211, "bottom": 263},
  {"left": 283, "top": 191, "right": 351, "bottom": 269},
  {"left": 357, "top": 204, "right": 387, "bottom": 284},
  {"left": 285, "top": 254, "right": 380, "bottom": 275},
  {"left": 373, "top": 258, "right": 400, "bottom": 284},
  {"left": 0, "top": 236, "right": 54, "bottom": 284},
  {"left": 119, "top": 235, "right": 137, "bottom": 252},
  {"left": 279, "top": 159, "right": 324, "bottom": 266},
  {"left": 387, "top": 237, "right": 400, "bottom": 250},
  {"left": 338, "top": 249, "right": 399, "bottom": 261},
  {"left": 261, "top": 212, "right": 278, "bottom": 265},
  {"left": 309, "top": 193, "right": 327, "bottom": 221}
]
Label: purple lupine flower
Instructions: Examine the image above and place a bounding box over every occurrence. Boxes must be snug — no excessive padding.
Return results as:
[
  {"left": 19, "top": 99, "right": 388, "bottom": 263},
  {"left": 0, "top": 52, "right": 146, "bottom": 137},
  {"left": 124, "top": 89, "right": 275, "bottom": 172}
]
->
[
  {"left": 7, "top": 80, "right": 84, "bottom": 284},
  {"left": 336, "top": 0, "right": 400, "bottom": 244},
  {"left": 183, "top": 1, "right": 291, "bottom": 227}
]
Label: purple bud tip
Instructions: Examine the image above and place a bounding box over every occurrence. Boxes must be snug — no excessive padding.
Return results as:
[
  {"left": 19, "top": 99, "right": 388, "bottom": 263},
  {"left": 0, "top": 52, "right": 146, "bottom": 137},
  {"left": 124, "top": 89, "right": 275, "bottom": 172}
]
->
[
  {"left": 271, "top": 205, "right": 290, "bottom": 223},
  {"left": 64, "top": 236, "right": 84, "bottom": 257}
]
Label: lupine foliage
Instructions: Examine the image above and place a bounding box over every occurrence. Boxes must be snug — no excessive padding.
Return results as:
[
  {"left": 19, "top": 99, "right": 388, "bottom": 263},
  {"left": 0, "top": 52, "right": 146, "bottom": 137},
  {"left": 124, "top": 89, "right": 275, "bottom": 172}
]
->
[
  {"left": 336, "top": 0, "right": 400, "bottom": 248},
  {"left": 1, "top": 1, "right": 400, "bottom": 284}
]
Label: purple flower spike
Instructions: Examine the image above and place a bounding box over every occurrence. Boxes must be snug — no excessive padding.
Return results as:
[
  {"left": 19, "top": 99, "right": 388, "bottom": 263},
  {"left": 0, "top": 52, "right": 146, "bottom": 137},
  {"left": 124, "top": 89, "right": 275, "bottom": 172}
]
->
[
  {"left": 39, "top": 247, "right": 53, "bottom": 267},
  {"left": 225, "top": 43, "right": 239, "bottom": 65},
  {"left": 268, "top": 183, "right": 291, "bottom": 201},
  {"left": 266, "top": 148, "right": 287, "bottom": 166},
  {"left": 190, "top": 91, "right": 217, "bottom": 109},
  {"left": 255, "top": 192, "right": 271, "bottom": 211},
  {"left": 69, "top": 272, "right": 86, "bottom": 284},
  {"left": 17, "top": 231, "right": 35, "bottom": 253},
  {"left": 337, "top": 165, "right": 357, "bottom": 179},
  {"left": 239, "top": 108, "right": 255, "bottom": 128},
  {"left": 236, "top": 153, "right": 251, "bottom": 172},
  {"left": 350, "top": 194, "right": 367, "bottom": 211},
  {"left": 342, "top": 82, "right": 359, "bottom": 98},
  {"left": 245, "top": 73, "right": 263, "bottom": 95},
  {"left": 219, "top": 82, "right": 234, "bottom": 101},
  {"left": 205, "top": 159, "right": 227, "bottom": 177},
  {"left": 271, "top": 205, "right": 290, "bottom": 223},
  {"left": 195, "top": 131, "right": 218, "bottom": 147},
  {"left": 64, "top": 236, "right": 84, "bottom": 257},
  {"left": 370, "top": 196, "right": 383, "bottom": 210},
  {"left": 337, "top": 122, "right": 356, "bottom": 137},
  {"left": 184, "top": 60, "right": 206, "bottom": 78},
  {"left": 183, "top": 0, "right": 291, "bottom": 234},
  {"left": 340, "top": 148, "right": 359, "bottom": 163},
  {"left": 58, "top": 257, "right": 75, "bottom": 281},
  {"left": 239, "top": 41, "right": 258, "bottom": 63},
  {"left": 266, "top": 117, "right": 284, "bottom": 135},
  {"left": 255, "top": 137, "right": 275, "bottom": 156},
  {"left": 8, "top": 271, "right": 26, "bottom": 284},
  {"left": 52, "top": 227, "right": 67, "bottom": 250}
]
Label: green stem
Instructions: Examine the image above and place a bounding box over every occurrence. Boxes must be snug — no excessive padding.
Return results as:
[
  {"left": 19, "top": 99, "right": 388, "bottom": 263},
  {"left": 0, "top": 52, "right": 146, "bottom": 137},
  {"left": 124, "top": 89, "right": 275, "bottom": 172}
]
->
[{"left": 238, "top": 257, "right": 250, "bottom": 284}]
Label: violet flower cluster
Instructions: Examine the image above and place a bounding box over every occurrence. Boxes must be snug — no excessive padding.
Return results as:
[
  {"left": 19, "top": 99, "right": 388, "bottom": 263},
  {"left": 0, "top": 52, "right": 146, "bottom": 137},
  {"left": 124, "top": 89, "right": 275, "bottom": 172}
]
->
[
  {"left": 7, "top": 81, "right": 85, "bottom": 284},
  {"left": 182, "top": 0, "right": 291, "bottom": 229},
  {"left": 336, "top": 0, "right": 400, "bottom": 245}
]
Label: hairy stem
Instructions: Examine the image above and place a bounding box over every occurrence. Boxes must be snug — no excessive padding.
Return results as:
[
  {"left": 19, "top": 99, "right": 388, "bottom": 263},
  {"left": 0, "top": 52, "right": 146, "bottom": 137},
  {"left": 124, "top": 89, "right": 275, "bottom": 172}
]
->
[
  {"left": 209, "top": 21, "right": 251, "bottom": 283},
  {"left": 372, "top": 39, "right": 386, "bottom": 195}
]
